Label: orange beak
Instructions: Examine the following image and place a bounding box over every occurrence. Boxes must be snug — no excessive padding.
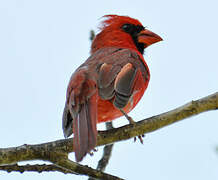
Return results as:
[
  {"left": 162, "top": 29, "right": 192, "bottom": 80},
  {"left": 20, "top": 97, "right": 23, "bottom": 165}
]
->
[{"left": 137, "top": 29, "right": 163, "bottom": 48}]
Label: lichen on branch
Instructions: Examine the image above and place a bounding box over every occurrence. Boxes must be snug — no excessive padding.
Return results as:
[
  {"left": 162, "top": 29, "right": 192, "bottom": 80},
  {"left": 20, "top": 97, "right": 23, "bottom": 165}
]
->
[{"left": 0, "top": 92, "right": 217, "bottom": 179}]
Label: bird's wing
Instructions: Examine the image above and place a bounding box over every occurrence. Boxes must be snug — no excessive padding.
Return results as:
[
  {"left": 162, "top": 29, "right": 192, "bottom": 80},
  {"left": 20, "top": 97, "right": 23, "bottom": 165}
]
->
[
  {"left": 62, "top": 67, "right": 97, "bottom": 162},
  {"left": 96, "top": 48, "right": 149, "bottom": 109}
]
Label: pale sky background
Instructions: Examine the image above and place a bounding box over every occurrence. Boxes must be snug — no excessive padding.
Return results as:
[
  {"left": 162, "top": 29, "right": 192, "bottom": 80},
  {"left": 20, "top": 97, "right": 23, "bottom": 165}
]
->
[{"left": 1, "top": 0, "right": 218, "bottom": 180}]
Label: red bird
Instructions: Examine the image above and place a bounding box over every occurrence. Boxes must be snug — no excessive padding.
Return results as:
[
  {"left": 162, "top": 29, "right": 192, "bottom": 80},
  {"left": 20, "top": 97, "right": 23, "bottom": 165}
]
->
[{"left": 62, "top": 15, "right": 162, "bottom": 162}]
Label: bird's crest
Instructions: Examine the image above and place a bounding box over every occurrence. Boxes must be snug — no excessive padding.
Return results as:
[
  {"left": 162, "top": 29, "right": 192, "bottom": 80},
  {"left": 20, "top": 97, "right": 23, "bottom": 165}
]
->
[{"left": 100, "top": 15, "right": 143, "bottom": 30}]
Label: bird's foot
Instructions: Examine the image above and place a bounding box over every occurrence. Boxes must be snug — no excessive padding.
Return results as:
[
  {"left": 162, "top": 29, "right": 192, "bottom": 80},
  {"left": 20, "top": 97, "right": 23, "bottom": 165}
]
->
[
  {"left": 129, "top": 116, "right": 145, "bottom": 144},
  {"left": 128, "top": 116, "right": 145, "bottom": 144},
  {"left": 120, "top": 109, "right": 135, "bottom": 124},
  {"left": 89, "top": 148, "right": 98, "bottom": 156},
  {"left": 120, "top": 109, "right": 145, "bottom": 144},
  {"left": 134, "top": 134, "right": 145, "bottom": 144}
]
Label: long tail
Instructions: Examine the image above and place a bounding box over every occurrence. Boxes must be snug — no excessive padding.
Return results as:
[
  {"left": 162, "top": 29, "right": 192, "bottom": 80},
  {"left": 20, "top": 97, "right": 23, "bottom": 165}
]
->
[{"left": 73, "top": 96, "right": 97, "bottom": 162}]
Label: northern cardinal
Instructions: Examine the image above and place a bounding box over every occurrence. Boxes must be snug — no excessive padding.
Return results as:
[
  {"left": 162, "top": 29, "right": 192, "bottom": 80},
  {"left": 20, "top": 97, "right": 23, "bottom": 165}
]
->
[{"left": 62, "top": 15, "right": 162, "bottom": 162}]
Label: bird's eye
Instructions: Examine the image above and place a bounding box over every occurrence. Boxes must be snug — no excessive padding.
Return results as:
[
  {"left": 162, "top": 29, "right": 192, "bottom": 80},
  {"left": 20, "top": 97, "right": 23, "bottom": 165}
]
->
[{"left": 122, "top": 24, "right": 133, "bottom": 33}]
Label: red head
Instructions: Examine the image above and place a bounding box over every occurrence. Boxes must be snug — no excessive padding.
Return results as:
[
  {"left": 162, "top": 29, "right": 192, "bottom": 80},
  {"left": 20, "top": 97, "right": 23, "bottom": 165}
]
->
[{"left": 91, "top": 15, "right": 162, "bottom": 54}]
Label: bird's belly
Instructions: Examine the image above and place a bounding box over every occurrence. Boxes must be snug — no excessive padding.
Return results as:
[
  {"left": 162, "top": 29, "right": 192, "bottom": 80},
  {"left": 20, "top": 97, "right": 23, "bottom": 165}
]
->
[{"left": 97, "top": 99, "right": 127, "bottom": 123}]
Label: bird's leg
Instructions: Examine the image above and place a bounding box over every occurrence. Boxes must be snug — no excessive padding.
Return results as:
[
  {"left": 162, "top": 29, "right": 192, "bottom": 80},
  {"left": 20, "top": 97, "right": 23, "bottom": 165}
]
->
[
  {"left": 120, "top": 109, "right": 144, "bottom": 144},
  {"left": 120, "top": 109, "right": 135, "bottom": 124}
]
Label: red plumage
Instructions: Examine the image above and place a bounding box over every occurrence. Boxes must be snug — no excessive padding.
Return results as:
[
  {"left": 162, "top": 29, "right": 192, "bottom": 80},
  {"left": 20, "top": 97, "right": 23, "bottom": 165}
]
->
[{"left": 62, "top": 15, "right": 162, "bottom": 162}]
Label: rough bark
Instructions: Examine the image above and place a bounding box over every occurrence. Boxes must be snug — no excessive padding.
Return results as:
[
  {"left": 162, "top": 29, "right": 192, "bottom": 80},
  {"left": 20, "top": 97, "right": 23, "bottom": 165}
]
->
[{"left": 0, "top": 92, "right": 217, "bottom": 179}]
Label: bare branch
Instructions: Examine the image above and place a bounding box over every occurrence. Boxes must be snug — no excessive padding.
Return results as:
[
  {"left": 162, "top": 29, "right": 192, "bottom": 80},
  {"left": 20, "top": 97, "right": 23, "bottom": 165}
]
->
[
  {"left": 52, "top": 156, "right": 124, "bottom": 180},
  {"left": 0, "top": 92, "right": 217, "bottom": 178},
  {"left": 0, "top": 149, "right": 124, "bottom": 179},
  {"left": 0, "top": 163, "right": 73, "bottom": 174},
  {"left": 1, "top": 92, "right": 217, "bottom": 162}
]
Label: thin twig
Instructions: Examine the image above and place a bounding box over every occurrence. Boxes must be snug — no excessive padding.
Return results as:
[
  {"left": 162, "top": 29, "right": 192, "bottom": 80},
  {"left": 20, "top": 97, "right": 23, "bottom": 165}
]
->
[
  {"left": 0, "top": 163, "right": 73, "bottom": 174},
  {"left": 52, "top": 156, "right": 124, "bottom": 180}
]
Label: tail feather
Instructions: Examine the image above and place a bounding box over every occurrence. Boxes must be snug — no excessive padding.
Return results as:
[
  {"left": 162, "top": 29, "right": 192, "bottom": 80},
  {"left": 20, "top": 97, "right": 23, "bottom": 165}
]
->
[
  {"left": 74, "top": 106, "right": 88, "bottom": 161},
  {"left": 73, "top": 95, "right": 97, "bottom": 162},
  {"left": 62, "top": 104, "right": 73, "bottom": 138},
  {"left": 87, "top": 95, "right": 97, "bottom": 150}
]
